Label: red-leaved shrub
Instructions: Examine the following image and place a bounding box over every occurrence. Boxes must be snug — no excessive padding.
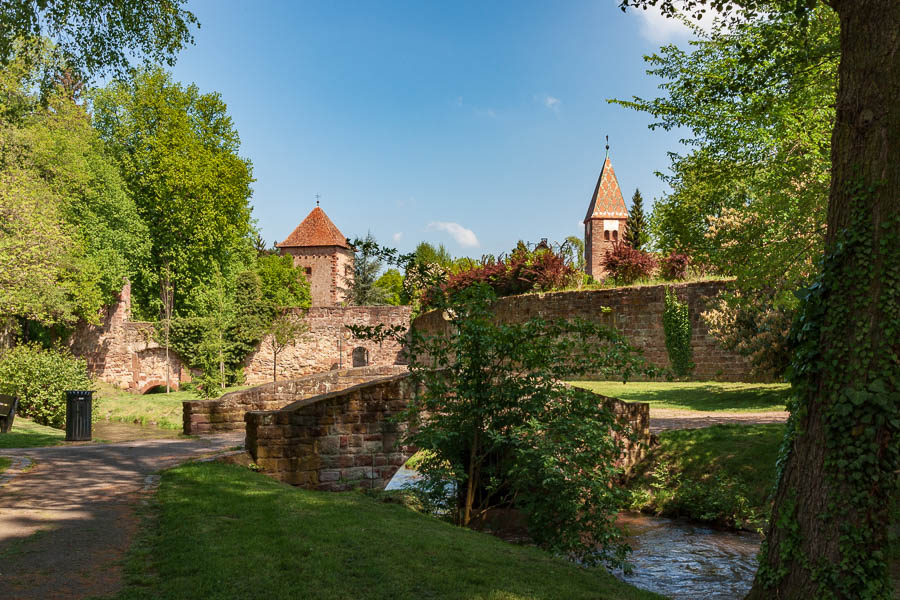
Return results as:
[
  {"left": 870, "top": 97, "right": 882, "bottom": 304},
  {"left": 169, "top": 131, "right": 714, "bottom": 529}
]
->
[
  {"left": 601, "top": 242, "right": 657, "bottom": 284},
  {"left": 423, "top": 248, "right": 578, "bottom": 308},
  {"left": 660, "top": 252, "right": 691, "bottom": 281}
]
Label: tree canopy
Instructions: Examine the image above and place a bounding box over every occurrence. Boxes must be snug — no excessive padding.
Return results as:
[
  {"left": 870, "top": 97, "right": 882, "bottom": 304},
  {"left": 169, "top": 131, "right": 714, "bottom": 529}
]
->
[
  {"left": 92, "top": 67, "right": 256, "bottom": 318},
  {"left": 0, "top": 0, "right": 198, "bottom": 77}
]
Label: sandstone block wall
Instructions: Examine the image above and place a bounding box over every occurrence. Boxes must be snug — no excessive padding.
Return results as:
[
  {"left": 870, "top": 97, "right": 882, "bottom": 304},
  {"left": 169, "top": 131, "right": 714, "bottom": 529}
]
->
[
  {"left": 242, "top": 305, "right": 411, "bottom": 384},
  {"left": 245, "top": 372, "right": 650, "bottom": 492},
  {"left": 412, "top": 280, "right": 761, "bottom": 381},
  {"left": 281, "top": 246, "right": 353, "bottom": 307},
  {"left": 69, "top": 283, "right": 192, "bottom": 392},
  {"left": 183, "top": 365, "right": 407, "bottom": 435}
]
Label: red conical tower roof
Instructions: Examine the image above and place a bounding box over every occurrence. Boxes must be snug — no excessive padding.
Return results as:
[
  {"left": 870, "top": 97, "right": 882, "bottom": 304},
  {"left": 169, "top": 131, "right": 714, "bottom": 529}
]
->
[
  {"left": 584, "top": 155, "right": 629, "bottom": 222},
  {"left": 277, "top": 206, "right": 349, "bottom": 249}
]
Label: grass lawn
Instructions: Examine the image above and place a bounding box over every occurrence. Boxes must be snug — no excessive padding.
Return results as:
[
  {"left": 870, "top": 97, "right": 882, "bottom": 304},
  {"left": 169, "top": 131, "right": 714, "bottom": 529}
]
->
[
  {"left": 116, "top": 462, "right": 663, "bottom": 600},
  {"left": 0, "top": 457, "right": 10, "bottom": 474},
  {"left": 571, "top": 381, "right": 791, "bottom": 412},
  {"left": 0, "top": 417, "right": 66, "bottom": 448},
  {"left": 95, "top": 382, "right": 251, "bottom": 430},
  {"left": 626, "top": 424, "right": 784, "bottom": 530}
]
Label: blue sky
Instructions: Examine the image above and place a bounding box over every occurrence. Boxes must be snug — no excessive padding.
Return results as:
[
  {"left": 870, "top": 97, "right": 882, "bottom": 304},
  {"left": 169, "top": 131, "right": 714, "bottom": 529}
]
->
[{"left": 167, "top": 1, "right": 701, "bottom": 258}]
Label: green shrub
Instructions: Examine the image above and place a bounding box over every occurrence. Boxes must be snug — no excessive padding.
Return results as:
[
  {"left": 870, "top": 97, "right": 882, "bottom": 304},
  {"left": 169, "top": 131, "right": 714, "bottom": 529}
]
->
[
  {"left": 0, "top": 343, "right": 95, "bottom": 428},
  {"left": 663, "top": 287, "right": 694, "bottom": 377}
]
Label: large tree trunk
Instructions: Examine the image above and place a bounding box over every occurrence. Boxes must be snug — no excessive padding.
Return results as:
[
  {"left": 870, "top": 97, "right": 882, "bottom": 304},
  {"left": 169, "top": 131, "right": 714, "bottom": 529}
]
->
[{"left": 747, "top": 1, "right": 899, "bottom": 598}]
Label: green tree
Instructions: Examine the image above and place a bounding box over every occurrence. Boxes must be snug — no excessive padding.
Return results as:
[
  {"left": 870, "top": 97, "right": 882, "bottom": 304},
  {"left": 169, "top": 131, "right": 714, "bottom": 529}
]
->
[
  {"left": 263, "top": 310, "right": 307, "bottom": 382},
  {"left": 352, "top": 283, "right": 655, "bottom": 568},
  {"left": 414, "top": 242, "right": 453, "bottom": 268},
  {"left": 92, "top": 67, "right": 255, "bottom": 319},
  {"left": 350, "top": 232, "right": 389, "bottom": 306},
  {"left": 619, "top": 1, "right": 899, "bottom": 598},
  {"left": 0, "top": 1, "right": 198, "bottom": 77},
  {"left": 373, "top": 268, "right": 404, "bottom": 306},
  {"left": 255, "top": 254, "right": 311, "bottom": 309},
  {"left": 563, "top": 236, "right": 585, "bottom": 272},
  {"left": 0, "top": 51, "right": 150, "bottom": 329},
  {"left": 624, "top": 189, "right": 648, "bottom": 250}
]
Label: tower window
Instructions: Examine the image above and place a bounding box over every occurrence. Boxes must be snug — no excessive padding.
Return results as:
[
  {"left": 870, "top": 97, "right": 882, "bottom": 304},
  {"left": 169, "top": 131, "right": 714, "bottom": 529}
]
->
[
  {"left": 604, "top": 230, "right": 610, "bottom": 241},
  {"left": 612, "top": 230, "right": 618, "bottom": 241}
]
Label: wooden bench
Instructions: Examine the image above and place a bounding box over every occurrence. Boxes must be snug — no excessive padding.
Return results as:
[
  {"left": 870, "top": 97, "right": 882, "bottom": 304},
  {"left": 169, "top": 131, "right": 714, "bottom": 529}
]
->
[{"left": 0, "top": 395, "right": 18, "bottom": 433}]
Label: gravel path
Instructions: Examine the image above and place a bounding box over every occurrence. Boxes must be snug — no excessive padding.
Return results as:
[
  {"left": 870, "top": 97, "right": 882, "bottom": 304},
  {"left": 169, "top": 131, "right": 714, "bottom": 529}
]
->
[
  {"left": 650, "top": 409, "right": 789, "bottom": 434},
  {"left": 0, "top": 433, "right": 244, "bottom": 600}
]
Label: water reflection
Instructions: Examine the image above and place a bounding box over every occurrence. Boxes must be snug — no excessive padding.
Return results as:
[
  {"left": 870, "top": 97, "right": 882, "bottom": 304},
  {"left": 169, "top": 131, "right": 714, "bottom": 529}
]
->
[{"left": 615, "top": 512, "right": 760, "bottom": 600}]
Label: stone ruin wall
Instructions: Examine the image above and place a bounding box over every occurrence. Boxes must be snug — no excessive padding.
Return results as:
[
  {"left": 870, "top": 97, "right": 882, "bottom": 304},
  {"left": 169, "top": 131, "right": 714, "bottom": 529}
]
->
[
  {"left": 68, "top": 281, "right": 412, "bottom": 393},
  {"left": 183, "top": 365, "right": 408, "bottom": 435},
  {"left": 242, "top": 305, "right": 411, "bottom": 385},
  {"left": 412, "top": 280, "right": 762, "bottom": 382},
  {"left": 244, "top": 371, "right": 650, "bottom": 492},
  {"left": 68, "top": 283, "right": 192, "bottom": 392}
]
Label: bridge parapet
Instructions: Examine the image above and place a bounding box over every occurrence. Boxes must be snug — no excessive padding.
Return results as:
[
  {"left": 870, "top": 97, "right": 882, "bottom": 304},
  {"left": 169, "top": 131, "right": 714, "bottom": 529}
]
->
[
  {"left": 183, "top": 365, "right": 408, "bottom": 435},
  {"left": 245, "top": 373, "right": 416, "bottom": 491},
  {"left": 245, "top": 372, "right": 651, "bottom": 492}
]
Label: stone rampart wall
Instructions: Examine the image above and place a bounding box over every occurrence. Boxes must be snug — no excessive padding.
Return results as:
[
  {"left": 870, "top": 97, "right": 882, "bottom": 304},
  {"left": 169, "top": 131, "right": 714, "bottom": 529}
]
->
[
  {"left": 245, "top": 372, "right": 650, "bottom": 492},
  {"left": 412, "top": 280, "right": 761, "bottom": 381},
  {"left": 69, "top": 283, "right": 192, "bottom": 392},
  {"left": 242, "top": 305, "right": 411, "bottom": 385},
  {"left": 183, "top": 365, "right": 408, "bottom": 435}
]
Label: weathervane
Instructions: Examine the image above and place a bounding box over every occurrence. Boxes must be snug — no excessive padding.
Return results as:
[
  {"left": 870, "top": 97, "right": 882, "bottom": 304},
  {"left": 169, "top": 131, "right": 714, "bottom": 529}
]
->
[
  {"left": 605, "top": 135, "right": 610, "bottom": 156},
  {"left": 314, "top": 193, "right": 321, "bottom": 207}
]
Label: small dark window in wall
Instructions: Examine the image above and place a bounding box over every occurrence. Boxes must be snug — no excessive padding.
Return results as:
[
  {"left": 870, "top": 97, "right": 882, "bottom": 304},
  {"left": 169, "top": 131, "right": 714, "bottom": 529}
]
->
[
  {"left": 604, "top": 230, "right": 610, "bottom": 241},
  {"left": 305, "top": 267, "right": 312, "bottom": 276},
  {"left": 352, "top": 347, "right": 368, "bottom": 367},
  {"left": 612, "top": 230, "right": 618, "bottom": 241}
]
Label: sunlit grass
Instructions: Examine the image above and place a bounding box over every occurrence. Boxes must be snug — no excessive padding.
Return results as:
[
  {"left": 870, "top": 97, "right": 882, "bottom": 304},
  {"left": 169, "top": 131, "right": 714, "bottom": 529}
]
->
[
  {"left": 115, "top": 462, "right": 664, "bottom": 600},
  {"left": 0, "top": 417, "right": 66, "bottom": 448},
  {"left": 570, "top": 381, "right": 790, "bottom": 412},
  {"left": 95, "top": 382, "right": 252, "bottom": 430}
]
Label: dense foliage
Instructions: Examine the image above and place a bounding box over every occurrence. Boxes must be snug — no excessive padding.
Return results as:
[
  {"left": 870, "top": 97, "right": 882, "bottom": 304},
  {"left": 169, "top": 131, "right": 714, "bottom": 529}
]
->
[
  {"left": 349, "top": 233, "right": 391, "bottom": 306},
  {"left": 624, "top": 189, "right": 648, "bottom": 250},
  {"left": 92, "top": 66, "right": 256, "bottom": 319},
  {"left": 0, "top": 0, "right": 198, "bottom": 77},
  {"left": 424, "top": 244, "right": 577, "bottom": 308},
  {"left": 0, "top": 49, "right": 151, "bottom": 330},
  {"left": 614, "top": 7, "right": 837, "bottom": 376},
  {"left": 601, "top": 242, "right": 657, "bottom": 285},
  {"left": 353, "top": 283, "right": 656, "bottom": 568},
  {"left": 0, "top": 343, "right": 94, "bottom": 428},
  {"left": 659, "top": 252, "right": 691, "bottom": 281},
  {"left": 662, "top": 288, "right": 693, "bottom": 378}
]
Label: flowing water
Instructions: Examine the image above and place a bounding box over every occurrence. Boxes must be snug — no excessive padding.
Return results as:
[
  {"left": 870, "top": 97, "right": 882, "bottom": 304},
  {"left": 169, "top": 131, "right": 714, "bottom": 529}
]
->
[
  {"left": 614, "top": 512, "right": 760, "bottom": 600},
  {"left": 385, "top": 470, "right": 761, "bottom": 599}
]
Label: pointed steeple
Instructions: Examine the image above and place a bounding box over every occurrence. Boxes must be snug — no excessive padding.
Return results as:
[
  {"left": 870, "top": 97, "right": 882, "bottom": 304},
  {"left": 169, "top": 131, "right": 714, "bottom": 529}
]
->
[
  {"left": 277, "top": 206, "right": 349, "bottom": 249},
  {"left": 583, "top": 154, "right": 628, "bottom": 223}
]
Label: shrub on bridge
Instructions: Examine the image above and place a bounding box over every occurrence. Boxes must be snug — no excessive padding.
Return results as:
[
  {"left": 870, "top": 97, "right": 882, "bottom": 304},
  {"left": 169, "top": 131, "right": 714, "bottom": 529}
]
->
[
  {"left": 0, "top": 343, "right": 95, "bottom": 428},
  {"left": 352, "top": 283, "right": 658, "bottom": 569}
]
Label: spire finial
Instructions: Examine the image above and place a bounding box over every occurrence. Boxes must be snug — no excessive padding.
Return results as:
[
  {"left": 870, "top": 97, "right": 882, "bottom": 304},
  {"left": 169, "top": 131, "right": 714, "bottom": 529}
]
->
[
  {"left": 314, "top": 193, "right": 321, "bottom": 207},
  {"left": 605, "top": 135, "right": 609, "bottom": 156}
]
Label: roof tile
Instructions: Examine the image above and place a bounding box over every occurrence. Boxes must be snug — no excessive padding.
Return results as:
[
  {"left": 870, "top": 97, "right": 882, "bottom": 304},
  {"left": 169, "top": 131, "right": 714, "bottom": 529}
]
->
[
  {"left": 277, "top": 207, "right": 349, "bottom": 248},
  {"left": 584, "top": 156, "right": 629, "bottom": 221}
]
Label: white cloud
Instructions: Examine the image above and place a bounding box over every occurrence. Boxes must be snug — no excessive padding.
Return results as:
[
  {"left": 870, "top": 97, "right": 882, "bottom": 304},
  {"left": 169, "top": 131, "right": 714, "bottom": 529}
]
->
[
  {"left": 632, "top": 3, "right": 717, "bottom": 43},
  {"left": 543, "top": 95, "right": 560, "bottom": 112},
  {"left": 474, "top": 107, "right": 497, "bottom": 118},
  {"left": 427, "top": 221, "right": 480, "bottom": 248},
  {"left": 392, "top": 232, "right": 403, "bottom": 242}
]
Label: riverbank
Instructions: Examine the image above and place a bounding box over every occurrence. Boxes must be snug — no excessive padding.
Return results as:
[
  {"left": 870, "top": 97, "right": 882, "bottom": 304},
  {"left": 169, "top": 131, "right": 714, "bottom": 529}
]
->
[
  {"left": 625, "top": 424, "right": 784, "bottom": 531},
  {"left": 113, "top": 461, "right": 663, "bottom": 600}
]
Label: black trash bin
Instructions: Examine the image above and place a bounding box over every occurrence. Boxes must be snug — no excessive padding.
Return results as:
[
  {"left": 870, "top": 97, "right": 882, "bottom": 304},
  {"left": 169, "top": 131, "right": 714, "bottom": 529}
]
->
[{"left": 65, "top": 390, "right": 93, "bottom": 441}]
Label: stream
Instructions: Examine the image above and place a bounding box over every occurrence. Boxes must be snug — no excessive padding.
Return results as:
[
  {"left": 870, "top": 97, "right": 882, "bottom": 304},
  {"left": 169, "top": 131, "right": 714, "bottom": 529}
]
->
[{"left": 385, "top": 468, "right": 761, "bottom": 599}]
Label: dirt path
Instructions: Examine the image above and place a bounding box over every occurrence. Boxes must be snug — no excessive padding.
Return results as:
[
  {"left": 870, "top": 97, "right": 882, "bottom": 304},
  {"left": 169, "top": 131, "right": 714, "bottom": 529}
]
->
[
  {"left": 650, "top": 409, "right": 789, "bottom": 434},
  {"left": 0, "top": 433, "right": 243, "bottom": 600}
]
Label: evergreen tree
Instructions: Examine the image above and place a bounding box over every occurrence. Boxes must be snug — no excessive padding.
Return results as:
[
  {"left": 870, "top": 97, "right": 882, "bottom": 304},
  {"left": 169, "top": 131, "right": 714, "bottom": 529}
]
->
[
  {"left": 625, "top": 189, "right": 647, "bottom": 250},
  {"left": 350, "top": 232, "right": 390, "bottom": 305}
]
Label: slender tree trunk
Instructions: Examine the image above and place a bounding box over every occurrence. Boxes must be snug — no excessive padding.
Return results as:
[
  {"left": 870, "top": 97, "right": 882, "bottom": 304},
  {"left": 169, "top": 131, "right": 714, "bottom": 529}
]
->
[
  {"left": 462, "top": 428, "right": 480, "bottom": 527},
  {"left": 748, "top": 2, "right": 899, "bottom": 598}
]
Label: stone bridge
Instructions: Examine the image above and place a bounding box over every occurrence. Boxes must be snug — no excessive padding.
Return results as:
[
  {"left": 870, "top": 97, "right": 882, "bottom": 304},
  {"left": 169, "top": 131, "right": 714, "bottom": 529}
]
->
[{"left": 242, "top": 372, "right": 650, "bottom": 492}]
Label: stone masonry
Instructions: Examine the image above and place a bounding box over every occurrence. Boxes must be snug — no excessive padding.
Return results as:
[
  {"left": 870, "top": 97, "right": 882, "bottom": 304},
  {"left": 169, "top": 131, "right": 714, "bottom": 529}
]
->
[
  {"left": 412, "top": 280, "right": 762, "bottom": 381},
  {"left": 68, "top": 282, "right": 192, "bottom": 392},
  {"left": 242, "top": 305, "right": 411, "bottom": 384},
  {"left": 183, "top": 365, "right": 407, "bottom": 435},
  {"left": 244, "top": 371, "right": 650, "bottom": 492}
]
